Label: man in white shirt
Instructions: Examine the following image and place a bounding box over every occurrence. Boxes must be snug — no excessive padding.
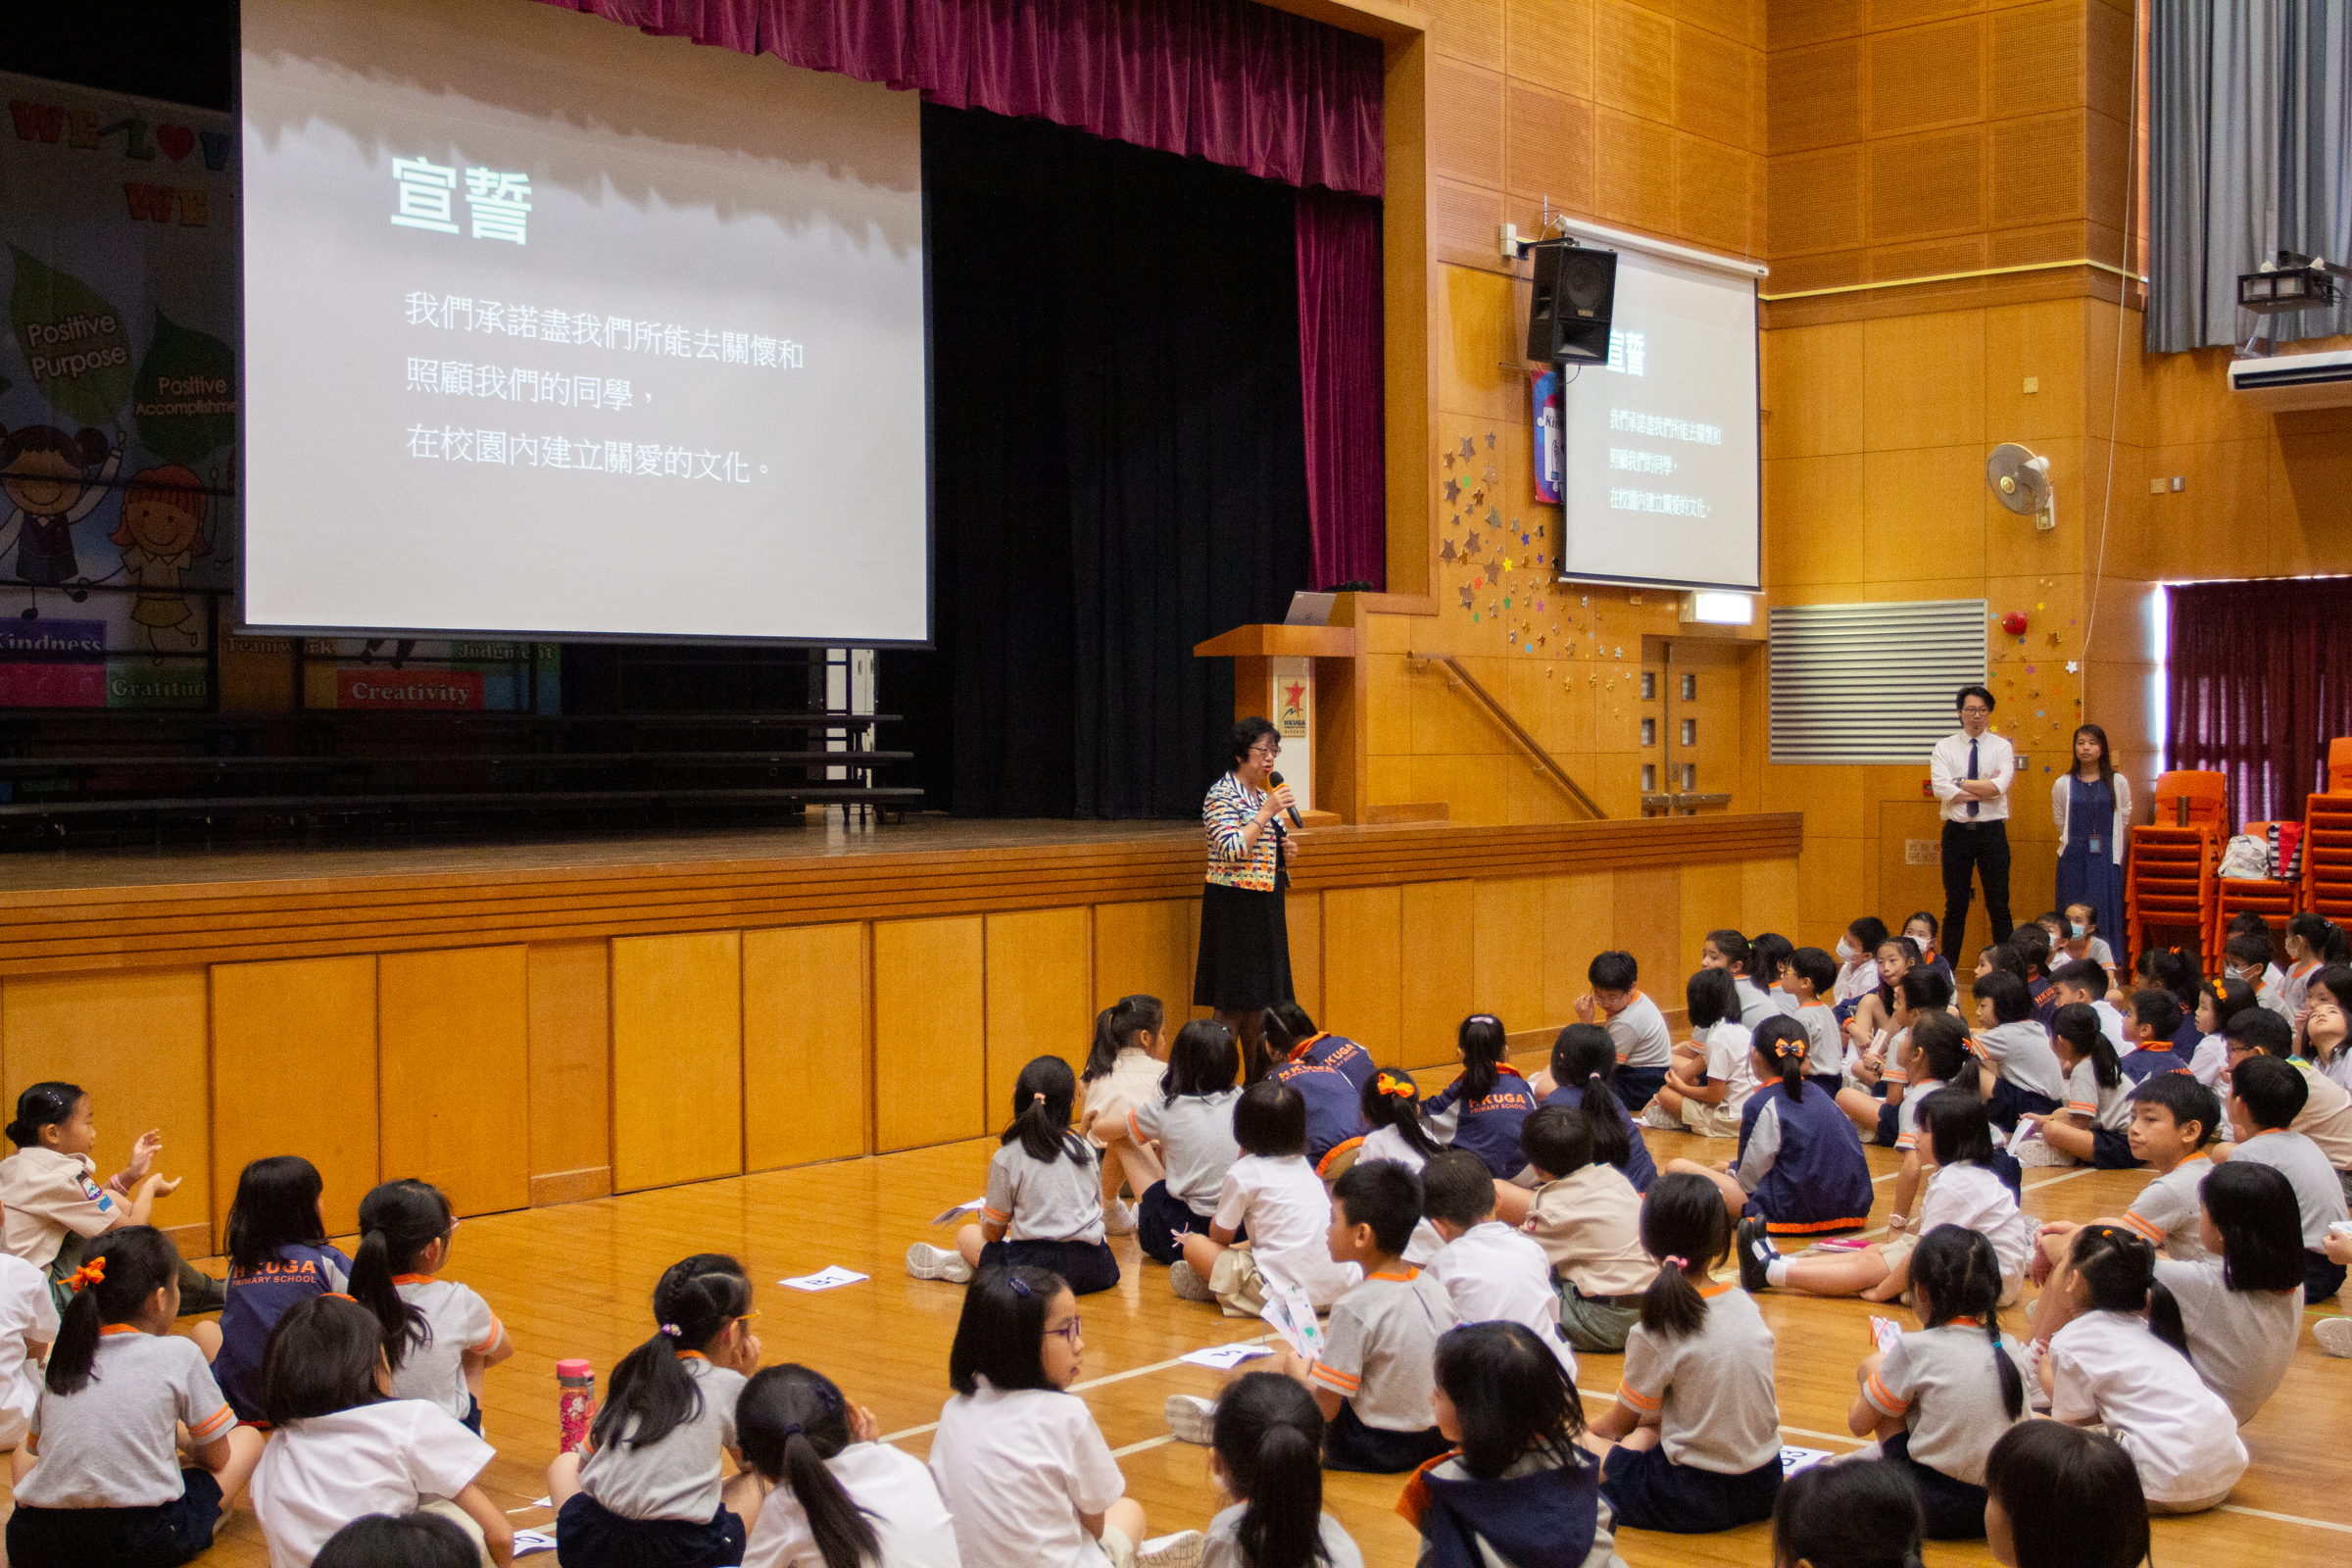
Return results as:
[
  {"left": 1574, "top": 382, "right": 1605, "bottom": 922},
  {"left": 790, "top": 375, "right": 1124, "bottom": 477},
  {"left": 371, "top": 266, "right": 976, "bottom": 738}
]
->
[{"left": 1931, "top": 683, "right": 2016, "bottom": 966}]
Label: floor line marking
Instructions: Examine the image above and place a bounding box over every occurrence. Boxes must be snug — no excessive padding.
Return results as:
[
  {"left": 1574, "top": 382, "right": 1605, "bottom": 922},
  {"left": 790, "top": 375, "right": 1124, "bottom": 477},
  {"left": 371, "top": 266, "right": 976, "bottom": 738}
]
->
[
  {"left": 2216, "top": 1505, "right": 2352, "bottom": 1536},
  {"left": 880, "top": 1335, "right": 1271, "bottom": 1446}
]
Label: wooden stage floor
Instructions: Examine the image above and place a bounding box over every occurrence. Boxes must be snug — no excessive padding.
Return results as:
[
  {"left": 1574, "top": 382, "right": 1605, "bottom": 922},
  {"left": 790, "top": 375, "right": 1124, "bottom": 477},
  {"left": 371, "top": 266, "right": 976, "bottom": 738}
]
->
[{"left": 15, "top": 1113, "right": 2348, "bottom": 1568}]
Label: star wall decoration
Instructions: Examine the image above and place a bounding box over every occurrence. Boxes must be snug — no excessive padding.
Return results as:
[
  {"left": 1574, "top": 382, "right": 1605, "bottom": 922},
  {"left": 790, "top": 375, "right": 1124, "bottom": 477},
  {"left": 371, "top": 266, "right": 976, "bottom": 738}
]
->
[{"left": 1444, "top": 476, "right": 1461, "bottom": 504}]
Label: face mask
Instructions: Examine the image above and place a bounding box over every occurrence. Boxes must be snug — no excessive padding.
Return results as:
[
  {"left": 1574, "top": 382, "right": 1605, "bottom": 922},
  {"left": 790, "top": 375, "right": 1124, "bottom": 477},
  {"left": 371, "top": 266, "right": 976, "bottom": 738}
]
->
[
  {"left": 2070, "top": 922, "right": 2087, "bottom": 938},
  {"left": 1836, "top": 938, "right": 1858, "bottom": 963}
]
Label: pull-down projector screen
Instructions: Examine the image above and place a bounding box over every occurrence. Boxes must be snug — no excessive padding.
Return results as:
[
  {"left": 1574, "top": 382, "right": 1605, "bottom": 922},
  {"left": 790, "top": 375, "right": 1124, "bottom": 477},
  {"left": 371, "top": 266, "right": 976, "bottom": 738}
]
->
[
  {"left": 239, "top": 0, "right": 929, "bottom": 643},
  {"left": 1553, "top": 242, "right": 1759, "bottom": 593}
]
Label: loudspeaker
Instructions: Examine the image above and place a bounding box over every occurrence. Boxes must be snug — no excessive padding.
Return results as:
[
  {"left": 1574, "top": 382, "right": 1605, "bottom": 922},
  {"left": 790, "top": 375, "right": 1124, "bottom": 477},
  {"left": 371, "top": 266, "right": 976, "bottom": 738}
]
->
[{"left": 1525, "top": 243, "right": 1618, "bottom": 364}]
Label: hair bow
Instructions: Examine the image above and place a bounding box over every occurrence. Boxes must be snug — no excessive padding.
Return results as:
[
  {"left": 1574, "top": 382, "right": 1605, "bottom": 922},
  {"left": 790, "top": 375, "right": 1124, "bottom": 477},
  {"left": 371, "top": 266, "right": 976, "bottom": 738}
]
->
[
  {"left": 2210, "top": 978, "right": 2230, "bottom": 1002},
  {"left": 66, "top": 1256, "right": 106, "bottom": 1294},
  {"left": 1662, "top": 1254, "right": 1689, "bottom": 1271},
  {"left": 659, "top": 1323, "right": 682, "bottom": 1337},
  {"left": 1773, "top": 1037, "right": 1806, "bottom": 1058},
  {"left": 1374, "top": 1071, "right": 1413, "bottom": 1100}
]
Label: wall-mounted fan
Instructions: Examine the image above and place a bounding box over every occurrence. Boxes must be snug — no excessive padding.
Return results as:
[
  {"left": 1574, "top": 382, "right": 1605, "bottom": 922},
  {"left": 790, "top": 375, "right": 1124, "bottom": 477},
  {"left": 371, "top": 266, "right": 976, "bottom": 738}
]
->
[{"left": 1985, "top": 443, "right": 2055, "bottom": 531}]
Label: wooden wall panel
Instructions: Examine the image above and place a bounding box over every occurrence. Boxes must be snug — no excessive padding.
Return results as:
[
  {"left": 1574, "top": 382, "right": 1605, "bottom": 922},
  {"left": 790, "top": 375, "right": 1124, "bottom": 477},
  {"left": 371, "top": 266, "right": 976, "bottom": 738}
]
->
[
  {"left": 1430, "top": 0, "right": 1506, "bottom": 67},
  {"left": 212, "top": 956, "right": 376, "bottom": 1236},
  {"left": 1399, "top": 881, "right": 1474, "bottom": 1070},
  {"left": 379, "top": 946, "right": 528, "bottom": 1219},
  {"left": 1674, "top": 22, "right": 1754, "bottom": 149},
  {"left": 1990, "top": 0, "right": 2086, "bottom": 121},
  {"left": 984, "top": 908, "right": 1093, "bottom": 1113},
  {"left": 1094, "top": 900, "right": 1199, "bottom": 1021},
  {"left": 1767, "top": 40, "right": 1862, "bottom": 153},
  {"left": 1865, "top": 127, "right": 1985, "bottom": 242},
  {"left": 2, "top": 970, "right": 212, "bottom": 1250},
  {"left": 1324, "top": 887, "right": 1403, "bottom": 1065},
  {"left": 1505, "top": 0, "right": 1593, "bottom": 92},
  {"left": 1286, "top": 893, "right": 1325, "bottom": 1027},
  {"left": 1766, "top": 145, "right": 1863, "bottom": 254},
  {"left": 1596, "top": 109, "right": 1677, "bottom": 234},
  {"left": 1595, "top": 1, "right": 1674, "bottom": 122},
  {"left": 1678, "top": 861, "right": 1745, "bottom": 981},
  {"left": 743, "top": 923, "right": 868, "bottom": 1173},
  {"left": 611, "top": 932, "right": 741, "bottom": 1193},
  {"left": 1611, "top": 867, "right": 1683, "bottom": 1004},
  {"left": 1471, "top": 877, "right": 1546, "bottom": 1036},
  {"left": 1742, "top": 858, "right": 1803, "bottom": 938},
  {"left": 525, "top": 940, "right": 610, "bottom": 1206},
  {"left": 1430, "top": 61, "right": 1504, "bottom": 189},
  {"left": 1544, "top": 873, "right": 1616, "bottom": 1022},
  {"left": 1505, "top": 84, "right": 1593, "bottom": 210},
  {"left": 1865, "top": 18, "right": 1984, "bottom": 134},
  {"left": 873, "top": 917, "right": 984, "bottom": 1152}
]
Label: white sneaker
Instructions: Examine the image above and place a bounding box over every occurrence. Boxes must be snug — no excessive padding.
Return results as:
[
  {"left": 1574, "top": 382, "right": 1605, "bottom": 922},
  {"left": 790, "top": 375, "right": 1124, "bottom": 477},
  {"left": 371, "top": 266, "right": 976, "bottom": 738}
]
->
[
  {"left": 1105, "top": 1198, "right": 1139, "bottom": 1236},
  {"left": 1137, "top": 1531, "right": 1206, "bottom": 1568},
  {"left": 1164, "top": 1393, "right": 1218, "bottom": 1445},
  {"left": 1168, "top": 1259, "right": 1216, "bottom": 1301},
  {"left": 2316, "top": 1316, "right": 2352, "bottom": 1357},
  {"left": 1640, "top": 1100, "right": 1681, "bottom": 1130},
  {"left": 906, "top": 1243, "right": 973, "bottom": 1284}
]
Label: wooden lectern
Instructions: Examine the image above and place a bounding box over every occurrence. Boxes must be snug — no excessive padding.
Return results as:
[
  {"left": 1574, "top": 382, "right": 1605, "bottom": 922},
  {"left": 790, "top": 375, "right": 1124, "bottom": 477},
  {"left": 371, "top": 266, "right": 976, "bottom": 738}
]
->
[{"left": 1192, "top": 623, "right": 1353, "bottom": 826}]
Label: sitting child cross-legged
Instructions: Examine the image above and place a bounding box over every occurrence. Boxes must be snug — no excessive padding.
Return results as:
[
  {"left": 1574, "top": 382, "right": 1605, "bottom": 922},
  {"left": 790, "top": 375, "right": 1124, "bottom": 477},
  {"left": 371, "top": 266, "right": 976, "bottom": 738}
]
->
[
  {"left": 1116, "top": 1020, "right": 1245, "bottom": 1268},
  {"left": 1173, "top": 1080, "right": 1358, "bottom": 1315},
  {"left": 1517, "top": 1105, "right": 1652, "bottom": 1354},
  {"left": 1646, "top": 969, "right": 1755, "bottom": 1138},
  {"left": 1173, "top": 1160, "right": 1456, "bottom": 1473},
  {"left": 1418, "top": 1150, "right": 1576, "bottom": 1378},
  {"left": 1670, "top": 1015, "right": 1875, "bottom": 1243},
  {"left": 908, "top": 1054, "right": 1121, "bottom": 1295},
  {"left": 734, "top": 1363, "right": 960, "bottom": 1568},
  {"left": 1581, "top": 1174, "right": 1785, "bottom": 1535}
]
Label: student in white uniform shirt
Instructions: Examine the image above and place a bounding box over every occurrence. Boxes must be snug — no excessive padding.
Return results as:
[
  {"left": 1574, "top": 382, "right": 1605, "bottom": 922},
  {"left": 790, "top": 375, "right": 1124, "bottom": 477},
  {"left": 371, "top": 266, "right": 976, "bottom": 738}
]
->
[
  {"left": 1845, "top": 1226, "right": 2030, "bottom": 1540},
  {"left": 2036, "top": 1225, "right": 2247, "bottom": 1513},
  {"left": 1195, "top": 1373, "right": 1365, "bottom": 1568},
  {"left": 1174, "top": 1079, "right": 1360, "bottom": 1314},
  {"left": 1649, "top": 968, "right": 1755, "bottom": 1138},
  {"left": 0, "top": 1248, "right": 57, "bottom": 1452},
  {"left": 1114, "top": 1020, "right": 1246, "bottom": 1267},
  {"left": 929, "top": 1265, "right": 1198, "bottom": 1568},
  {"left": 548, "top": 1253, "right": 766, "bottom": 1568},
  {"left": 248, "top": 1294, "right": 511, "bottom": 1568},
  {"left": 1419, "top": 1150, "right": 1576, "bottom": 1379},
  {"left": 910, "top": 1056, "right": 1121, "bottom": 1295},
  {"left": 1319, "top": 1068, "right": 1446, "bottom": 1264},
  {"left": 4, "top": 1228, "right": 262, "bottom": 1568},
  {"left": 737, "top": 1364, "right": 961, "bottom": 1568},
  {"left": 347, "top": 1178, "right": 511, "bottom": 1434},
  {"left": 2212, "top": 1055, "right": 2350, "bottom": 1301}
]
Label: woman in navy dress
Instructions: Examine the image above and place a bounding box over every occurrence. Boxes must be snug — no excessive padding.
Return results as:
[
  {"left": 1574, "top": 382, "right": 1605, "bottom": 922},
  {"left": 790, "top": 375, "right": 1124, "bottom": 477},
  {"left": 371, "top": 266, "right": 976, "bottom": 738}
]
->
[{"left": 2051, "top": 724, "right": 2129, "bottom": 964}]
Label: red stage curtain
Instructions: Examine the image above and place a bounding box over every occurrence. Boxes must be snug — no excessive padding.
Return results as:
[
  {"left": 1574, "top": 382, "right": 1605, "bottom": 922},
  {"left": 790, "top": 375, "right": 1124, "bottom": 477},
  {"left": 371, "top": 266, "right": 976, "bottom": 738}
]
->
[
  {"left": 2164, "top": 578, "right": 2352, "bottom": 824},
  {"left": 1296, "top": 186, "right": 1385, "bottom": 589},
  {"left": 530, "top": 0, "right": 1385, "bottom": 196}
]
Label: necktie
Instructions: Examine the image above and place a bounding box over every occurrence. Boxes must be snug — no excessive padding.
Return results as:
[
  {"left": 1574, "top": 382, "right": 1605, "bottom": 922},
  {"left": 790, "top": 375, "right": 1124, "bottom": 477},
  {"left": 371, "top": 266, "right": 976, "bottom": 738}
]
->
[{"left": 1966, "top": 738, "right": 1980, "bottom": 818}]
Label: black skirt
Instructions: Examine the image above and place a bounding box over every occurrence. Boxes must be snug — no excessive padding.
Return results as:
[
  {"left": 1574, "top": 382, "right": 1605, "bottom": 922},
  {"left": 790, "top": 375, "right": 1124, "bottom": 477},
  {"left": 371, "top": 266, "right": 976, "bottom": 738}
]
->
[{"left": 1194, "top": 879, "right": 1294, "bottom": 1009}]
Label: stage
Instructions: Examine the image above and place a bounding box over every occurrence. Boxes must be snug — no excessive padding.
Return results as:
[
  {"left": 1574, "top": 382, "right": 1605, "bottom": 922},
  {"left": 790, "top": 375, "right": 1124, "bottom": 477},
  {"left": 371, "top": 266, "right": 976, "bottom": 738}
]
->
[{"left": 0, "top": 810, "right": 1798, "bottom": 1259}]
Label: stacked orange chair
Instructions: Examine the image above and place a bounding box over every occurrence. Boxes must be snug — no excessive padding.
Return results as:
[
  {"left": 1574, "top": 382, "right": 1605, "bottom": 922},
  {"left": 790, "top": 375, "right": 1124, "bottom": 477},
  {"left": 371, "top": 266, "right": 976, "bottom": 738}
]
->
[
  {"left": 2300, "top": 740, "right": 2352, "bottom": 922},
  {"left": 2128, "top": 771, "right": 2227, "bottom": 972}
]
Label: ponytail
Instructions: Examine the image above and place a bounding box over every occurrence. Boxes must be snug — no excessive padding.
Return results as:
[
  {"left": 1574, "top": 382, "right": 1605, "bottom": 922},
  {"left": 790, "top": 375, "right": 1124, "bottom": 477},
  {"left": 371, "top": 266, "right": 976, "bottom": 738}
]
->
[
  {"left": 736, "top": 1364, "right": 880, "bottom": 1568},
  {"left": 2068, "top": 1223, "right": 2191, "bottom": 1364},
  {"left": 1579, "top": 1072, "right": 1636, "bottom": 1170},
  {"left": 45, "top": 1227, "right": 179, "bottom": 1396},
  {"left": 1908, "top": 1226, "right": 2022, "bottom": 1420},
  {"left": 1210, "top": 1372, "right": 1330, "bottom": 1568},
  {"left": 2051, "top": 1002, "right": 2119, "bottom": 1089},
  {"left": 1358, "top": 1068, "right": 1443, "bottom": 1160},
  {"left": 1456, "top": 1014, "right": 1506, "bottom": 1102},
  {"left": 1753, "top": 1014, "right": 1808, "bottom": 1102},
  {"left": 348, "top": 1179, "right": 449, "bottom": 1370},
  {"left": 1004, "top": 1054, "right": 1088, "bottom": 1165},
  {"left": 594, "top": 1253, "right": 752, "bottom": 1453},
  {"left": 1082, "top": 994, "right": 1162, "bottom": 1083},
  {"left": 2145, "top": 1279, "right": 2189, "bottom": 1361},
  {"left": 1636, "top": 1173, "right": 1729, "bottom": 1341}
]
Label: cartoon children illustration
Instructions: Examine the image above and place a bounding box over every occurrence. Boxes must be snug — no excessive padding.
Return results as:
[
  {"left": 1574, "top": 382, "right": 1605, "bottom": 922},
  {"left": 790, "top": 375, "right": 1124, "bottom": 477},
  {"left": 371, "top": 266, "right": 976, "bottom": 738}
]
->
[
  {"left": 0, "top": 422, "right": 118, "bottom": 619},
  {"left": 107, "top": 465, "right": 213, "bottom": 649}
]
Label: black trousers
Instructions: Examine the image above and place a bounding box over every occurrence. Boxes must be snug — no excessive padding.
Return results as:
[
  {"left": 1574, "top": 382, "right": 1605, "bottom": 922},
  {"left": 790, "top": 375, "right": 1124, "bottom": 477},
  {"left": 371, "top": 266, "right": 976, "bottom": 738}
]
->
[{"left": 1940, "top": 818, "right": 2013, "bottom": 964}]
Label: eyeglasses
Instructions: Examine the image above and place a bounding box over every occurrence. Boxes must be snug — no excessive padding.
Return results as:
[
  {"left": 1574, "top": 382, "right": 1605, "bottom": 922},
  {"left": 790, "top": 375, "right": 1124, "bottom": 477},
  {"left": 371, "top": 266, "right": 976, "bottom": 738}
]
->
[
  {"left": 1959, "top": 706, "right": 1991, "bottom": 715},
  {"left": 1044, "top": 1315, "right": 1084, "bottom": 1348},
  {"left": 1249, "top": 743, "right": 1281, "bottom": 760}
]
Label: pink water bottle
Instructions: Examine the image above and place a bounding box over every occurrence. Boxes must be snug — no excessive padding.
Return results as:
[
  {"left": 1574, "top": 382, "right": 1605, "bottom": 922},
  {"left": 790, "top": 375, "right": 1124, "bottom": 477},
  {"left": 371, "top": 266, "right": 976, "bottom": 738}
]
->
[{"left": 557, "top": 1359, "right": 596, "bottom": 1453}]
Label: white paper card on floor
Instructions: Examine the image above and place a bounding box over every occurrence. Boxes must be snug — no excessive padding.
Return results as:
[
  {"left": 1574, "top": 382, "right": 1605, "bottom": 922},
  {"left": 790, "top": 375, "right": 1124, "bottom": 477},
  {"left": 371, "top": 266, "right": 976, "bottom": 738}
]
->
[
  {"left": 514, "top": 1528, "right": 559, "bottom": 1555},
  {"left": 781, "top": 1265, "right": 870, "bottom": 1292},
  {"left": 1180, "top": 1342, "right": 1274, "bottom": 1371},
  {"left": 1781, "top": 1446, "right": 1837, "bottom": 1476}
]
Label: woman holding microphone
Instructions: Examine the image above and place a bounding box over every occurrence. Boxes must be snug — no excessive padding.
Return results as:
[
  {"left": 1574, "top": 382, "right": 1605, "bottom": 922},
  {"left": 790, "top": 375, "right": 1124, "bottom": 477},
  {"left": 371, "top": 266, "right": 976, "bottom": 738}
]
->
[{"left": 1195, "top": 717, "right": 1298, "bottom": 1080}]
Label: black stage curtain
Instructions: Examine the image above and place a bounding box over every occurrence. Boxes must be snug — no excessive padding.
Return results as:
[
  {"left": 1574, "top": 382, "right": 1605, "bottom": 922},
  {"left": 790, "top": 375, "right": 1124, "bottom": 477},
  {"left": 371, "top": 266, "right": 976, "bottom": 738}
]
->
[{"left": 886, "top": 105, "right": 1314, "bottom": 819}]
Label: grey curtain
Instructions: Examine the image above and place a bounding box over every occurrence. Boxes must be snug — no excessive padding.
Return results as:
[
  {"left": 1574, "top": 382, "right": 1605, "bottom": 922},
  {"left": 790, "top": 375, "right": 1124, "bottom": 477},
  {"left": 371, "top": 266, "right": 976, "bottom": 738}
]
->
[{"left": 2148, "top": 1, "right": 2352, "bottom": 353}]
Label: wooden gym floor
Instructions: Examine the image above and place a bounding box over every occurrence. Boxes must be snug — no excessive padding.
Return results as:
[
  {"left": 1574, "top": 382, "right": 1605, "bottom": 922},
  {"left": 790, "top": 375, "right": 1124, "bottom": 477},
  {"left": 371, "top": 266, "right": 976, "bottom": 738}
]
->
[{"left": 8, "top": 1102, "right": 2348, "bottom": 1567}]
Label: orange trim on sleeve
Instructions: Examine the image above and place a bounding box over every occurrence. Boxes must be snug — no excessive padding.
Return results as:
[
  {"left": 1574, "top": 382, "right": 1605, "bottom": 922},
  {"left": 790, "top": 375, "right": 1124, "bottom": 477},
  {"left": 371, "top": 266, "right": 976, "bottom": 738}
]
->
[
  {"left": 1615, "top": 1381, "right": 1661, "bottom": 1413},
  {"left": 97, "top": 1325, "right": 143, "bottom": 1337},
  {"left": 1861, "top": 1371, "right": 1908, "bottom": 1418},
  {"left": 1367, "top": 1267, "right": 1420, "bottom": 1282},
  {"left": 1126, "top": 1109, "right": 1148, "bottom": 1146},
  {"left": 469, "top": 1315, "right": 506, "bottom": 1355},
  {"left": 1764, "top": 1214, "right": 1873, "bottom": 1235},
  {"left": 979, "top": 1205, "right": 1011, "bottom": 1226},
  {"left": 188, "top": 1404, "right": 237, "bottom": 1444},
  {"left": 1308, "top": 1362, "right": 1361, "bottom": 1395},
  {"left": 390, "top": 1273, "right": 435, "bottom": 1286},
  {"left": 2118, "top": 1210, "right": 2166, "bottom": 1245}
]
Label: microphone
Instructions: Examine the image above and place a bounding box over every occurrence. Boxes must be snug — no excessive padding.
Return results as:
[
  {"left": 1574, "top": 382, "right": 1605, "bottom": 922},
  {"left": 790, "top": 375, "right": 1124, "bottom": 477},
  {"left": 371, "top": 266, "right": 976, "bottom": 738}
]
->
[{"left": 1268, "top": 769, "right": 1303, "bottom": 829}]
